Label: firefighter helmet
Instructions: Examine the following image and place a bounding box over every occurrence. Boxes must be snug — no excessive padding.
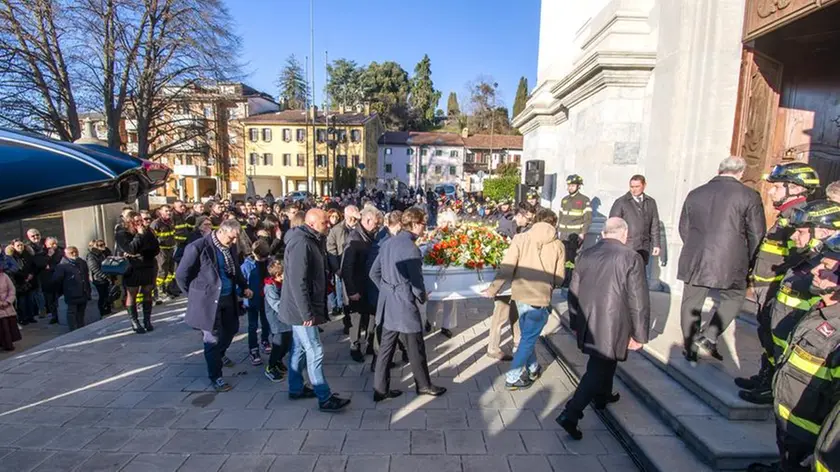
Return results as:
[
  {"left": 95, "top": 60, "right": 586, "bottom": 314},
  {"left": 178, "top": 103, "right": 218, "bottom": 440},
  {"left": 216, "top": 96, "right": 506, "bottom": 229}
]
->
[
  {"left": 765, "top": 162, "right": 821, "bottom": 190},
  {"left": 788, "top": 200, "right": 840, "bottom": 229},
  {"left": 566, "top": 174, "right": 584, "bottom": 186}
]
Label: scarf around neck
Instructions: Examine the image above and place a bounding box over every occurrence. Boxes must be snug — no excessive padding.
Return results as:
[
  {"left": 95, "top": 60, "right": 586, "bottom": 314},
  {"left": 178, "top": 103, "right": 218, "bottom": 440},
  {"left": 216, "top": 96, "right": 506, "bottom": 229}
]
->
[{"left": 211, "top": 232, "right": 235, "bottom": 277}]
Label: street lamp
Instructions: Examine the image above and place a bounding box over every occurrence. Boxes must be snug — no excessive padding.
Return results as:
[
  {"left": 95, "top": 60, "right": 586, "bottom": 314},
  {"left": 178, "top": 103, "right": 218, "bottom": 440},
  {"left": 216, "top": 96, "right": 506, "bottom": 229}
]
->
[{"left": 326, "top": 117, "right": 337, "bottom": 197}]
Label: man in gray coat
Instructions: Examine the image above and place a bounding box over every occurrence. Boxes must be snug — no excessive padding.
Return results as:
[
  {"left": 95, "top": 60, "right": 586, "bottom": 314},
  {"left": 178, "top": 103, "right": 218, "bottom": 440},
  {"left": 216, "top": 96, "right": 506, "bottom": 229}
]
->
[
  {"left": 557, "top": 217, "right": 650, "bottom": 440},
  {"left": 678, "top": 156, "right": 766, "bottom": 362},
  {"left": 369, "top": 208, "right": 446, "bottom": 402}
]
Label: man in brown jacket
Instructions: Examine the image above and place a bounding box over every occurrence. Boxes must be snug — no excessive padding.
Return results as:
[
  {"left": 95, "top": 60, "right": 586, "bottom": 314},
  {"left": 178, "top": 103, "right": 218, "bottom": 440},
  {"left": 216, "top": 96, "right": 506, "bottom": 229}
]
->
[{"left": 484, "top": 208, "right": 565, "bottom": 390}]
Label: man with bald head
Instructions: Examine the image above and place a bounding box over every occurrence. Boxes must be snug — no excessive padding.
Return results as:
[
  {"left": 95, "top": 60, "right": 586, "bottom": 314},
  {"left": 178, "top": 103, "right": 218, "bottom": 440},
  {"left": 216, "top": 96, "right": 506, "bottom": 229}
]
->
[
  {"left": 279, "top": 208, "right": 351, "bottom": 412},
  {"left": 556, "top": 217, "right": 651, "bottom": 440}
]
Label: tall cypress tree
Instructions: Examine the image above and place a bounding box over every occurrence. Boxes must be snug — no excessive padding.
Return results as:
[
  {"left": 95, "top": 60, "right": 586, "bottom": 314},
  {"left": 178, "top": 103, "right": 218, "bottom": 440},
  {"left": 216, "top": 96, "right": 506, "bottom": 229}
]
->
[
  {"left": 409, "top": 54, "right": 441, "bottom": 130},
  {"left": 513, "top": 76, "right": 528, "bottom": 118},
  {"left": 447, "top": 92, "right": 460, "bottom": 117}
]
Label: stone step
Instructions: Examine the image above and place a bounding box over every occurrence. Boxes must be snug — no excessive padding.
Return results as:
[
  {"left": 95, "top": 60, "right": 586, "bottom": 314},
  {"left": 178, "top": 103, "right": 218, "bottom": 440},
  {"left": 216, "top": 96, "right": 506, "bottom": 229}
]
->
[{"left": 543, "top": 328, "right": 778, "bottom": 471}]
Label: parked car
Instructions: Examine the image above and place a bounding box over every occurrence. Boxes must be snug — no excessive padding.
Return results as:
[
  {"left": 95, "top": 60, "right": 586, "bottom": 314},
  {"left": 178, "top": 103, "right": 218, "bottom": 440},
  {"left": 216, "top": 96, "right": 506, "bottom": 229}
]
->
[{"left": 284, "top": 191, "right": 312, "bottom": 203}]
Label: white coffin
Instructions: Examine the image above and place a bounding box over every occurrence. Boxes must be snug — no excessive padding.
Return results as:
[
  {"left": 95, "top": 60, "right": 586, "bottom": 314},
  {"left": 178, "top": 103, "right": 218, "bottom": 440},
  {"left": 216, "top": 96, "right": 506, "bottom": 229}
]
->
[{"left": 422, "top": 265, "right": 496, "bottom": 300}]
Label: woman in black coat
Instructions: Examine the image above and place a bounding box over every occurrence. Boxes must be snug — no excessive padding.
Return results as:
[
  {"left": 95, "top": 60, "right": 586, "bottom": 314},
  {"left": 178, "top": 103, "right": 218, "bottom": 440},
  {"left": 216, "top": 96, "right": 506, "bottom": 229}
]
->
[{"left": 115, "top": 211, "right": 160, "bottom": 333}]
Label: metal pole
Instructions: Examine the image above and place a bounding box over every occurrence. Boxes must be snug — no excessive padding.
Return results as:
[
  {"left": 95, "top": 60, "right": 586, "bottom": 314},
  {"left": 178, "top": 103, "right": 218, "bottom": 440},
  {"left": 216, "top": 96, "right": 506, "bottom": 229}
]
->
[
  {"left": 309, "top": 0, "right": 315, "bottom": 195},
  {"left": 304, "top": 55, "right": 310, "bottom": 196}
]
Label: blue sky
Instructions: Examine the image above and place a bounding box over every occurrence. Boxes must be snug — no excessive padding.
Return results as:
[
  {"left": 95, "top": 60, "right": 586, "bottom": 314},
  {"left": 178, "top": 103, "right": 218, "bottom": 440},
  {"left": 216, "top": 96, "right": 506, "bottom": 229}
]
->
[{"left": 224, "top": 0, "right": 540, "bottom": 117}]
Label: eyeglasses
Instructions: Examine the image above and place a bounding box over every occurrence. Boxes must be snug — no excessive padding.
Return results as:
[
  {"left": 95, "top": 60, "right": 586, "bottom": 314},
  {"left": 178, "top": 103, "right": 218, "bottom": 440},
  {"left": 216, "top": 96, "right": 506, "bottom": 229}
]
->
[{"left": 143, "top": 217, "right": 152, "bottom": 221}]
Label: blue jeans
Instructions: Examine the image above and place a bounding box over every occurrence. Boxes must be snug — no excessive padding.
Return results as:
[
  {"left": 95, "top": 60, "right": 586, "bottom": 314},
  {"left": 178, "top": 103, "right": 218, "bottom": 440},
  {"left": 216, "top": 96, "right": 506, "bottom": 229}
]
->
[
  {"left": 247, "top": 303, "right": 270, "bottom": 351},
  {"left": 328, "top": 276, "right": 343, "bottom": 312},
  {"left": 505, "top": 302, "right": 549, "bottom": 384},
  {"left": 289, "top": 325, "right": 332, "bottom": 403}
]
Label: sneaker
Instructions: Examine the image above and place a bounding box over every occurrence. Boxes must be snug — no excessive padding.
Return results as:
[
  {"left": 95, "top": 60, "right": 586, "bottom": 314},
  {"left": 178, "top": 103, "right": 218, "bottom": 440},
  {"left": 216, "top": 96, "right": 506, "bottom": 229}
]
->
[
  {"left": 264, "top": 365, "right": 286, "bottom": 383},
  {"left": 528, "top": 365, "right": 543, "bottom": 382},
  {"left": 319, "top": 394, "right": 351, "bottom": 412},
  {"left": 289, "top": 386, "right": 317, "bottom": 400},
  {"left": 212, "top": 377, "right": 233, "bottom": 392},
  {"left": 221, "top": 356, "right": 235, "bottom": 368},
  {"left": 250, "top": 349, "right": 262, "bottom": 366},
  {"left": 505, "top": 376, "right": 534, "bottom": 391},
  {"left": 261, "top": 341, "right": 272, "bottom": 354}
]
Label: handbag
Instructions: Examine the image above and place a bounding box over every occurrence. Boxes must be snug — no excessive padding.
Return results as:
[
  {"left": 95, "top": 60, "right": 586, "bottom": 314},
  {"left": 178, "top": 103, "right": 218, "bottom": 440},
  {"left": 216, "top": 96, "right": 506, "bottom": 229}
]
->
[{"left": 101, "top": 256, "right": 129, "bottom": 275}]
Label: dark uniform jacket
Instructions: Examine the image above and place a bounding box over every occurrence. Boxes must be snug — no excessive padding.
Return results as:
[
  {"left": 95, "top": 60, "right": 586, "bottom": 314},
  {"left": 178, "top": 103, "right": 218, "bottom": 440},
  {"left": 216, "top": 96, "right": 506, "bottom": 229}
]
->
[
  {"left": 609, "top": 192, "right": 661, "bottom": 253},
  {"left": 770, "top": 251, "right": 824, "bottom": 363},
  {"left": 340, "top": 225, "right": 376, "bottom": 315},
  {"left": 558, "top": 192, "right": 592, "bottom": 241},
  {"left": 815, "top": 400, "right": 840, "bottom": 472},
  {"left": 278, "top": 226, "right": 328, "bottom": 326},
  {"left": 569, "top": 239, "right": 650, "bottom": 361},
  {"left": 750, "top": 197, "right": 808, "bottom": 287},
  {"left": 677, "top": 176, "right": 766, "bottom": 290},
  {"left": 172, "top": 211, "right": 196, "bottom": 247},
  {"left": 773, "top": 301, "right": 840, "bottom": 446},
  {"left": 369, "top": 231, "right": 427, "bottom": 334},
  {"left": 151, "top": 218, "right": 176, "bottom": 251}
]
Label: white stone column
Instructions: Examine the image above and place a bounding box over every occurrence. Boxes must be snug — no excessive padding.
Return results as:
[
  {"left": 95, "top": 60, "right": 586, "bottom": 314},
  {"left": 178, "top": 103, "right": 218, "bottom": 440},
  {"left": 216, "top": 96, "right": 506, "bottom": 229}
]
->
[{"left": 192, "top": 178, "right": 199, "bottom": 202}]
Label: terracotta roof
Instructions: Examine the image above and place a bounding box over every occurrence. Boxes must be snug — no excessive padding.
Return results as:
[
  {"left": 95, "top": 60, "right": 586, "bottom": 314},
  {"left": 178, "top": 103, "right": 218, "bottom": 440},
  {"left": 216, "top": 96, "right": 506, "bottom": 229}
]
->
[
  {"left": 242, "top": 109, "right": 374, "bottom": 125},
  {"left": 378, "top": 131, "right": 464, "bottom": 146},
  {"left": 463, "top": 134, "right": 523, "bottom": 150}
]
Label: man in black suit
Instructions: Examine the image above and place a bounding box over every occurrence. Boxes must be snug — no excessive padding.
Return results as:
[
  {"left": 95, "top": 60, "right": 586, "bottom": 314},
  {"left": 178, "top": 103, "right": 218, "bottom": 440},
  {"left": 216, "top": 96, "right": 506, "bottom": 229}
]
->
[{"left": 609, "top": 175, "right": 661, "bottom": 266}]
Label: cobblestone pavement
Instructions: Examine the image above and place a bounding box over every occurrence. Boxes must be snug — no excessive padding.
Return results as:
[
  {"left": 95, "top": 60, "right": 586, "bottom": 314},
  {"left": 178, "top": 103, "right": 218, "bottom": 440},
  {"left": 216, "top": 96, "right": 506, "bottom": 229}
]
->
[{"left": 0, "top": 298, "right": 638, "bottom": 472}]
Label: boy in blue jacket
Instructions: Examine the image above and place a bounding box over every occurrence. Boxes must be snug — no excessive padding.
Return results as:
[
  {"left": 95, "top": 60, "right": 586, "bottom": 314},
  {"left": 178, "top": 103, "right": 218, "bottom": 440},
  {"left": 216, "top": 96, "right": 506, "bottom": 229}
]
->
[
  {"left": 241, "top": 240, "right": 272, "bottom": 365},
  {"left": 264, "top": 260, "right": 292, "bottom": 381}
]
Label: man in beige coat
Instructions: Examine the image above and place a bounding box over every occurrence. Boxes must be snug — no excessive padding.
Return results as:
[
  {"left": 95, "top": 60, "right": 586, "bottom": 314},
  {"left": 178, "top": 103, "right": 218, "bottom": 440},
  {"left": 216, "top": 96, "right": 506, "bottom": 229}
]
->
[{"left": 484, "top": 208, "right": 565, "bottom": 390}]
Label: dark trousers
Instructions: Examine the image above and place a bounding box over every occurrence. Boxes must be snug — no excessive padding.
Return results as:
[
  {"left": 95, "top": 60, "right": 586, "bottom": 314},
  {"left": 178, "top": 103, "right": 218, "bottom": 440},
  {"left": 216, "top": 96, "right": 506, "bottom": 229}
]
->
[
  {"left": 204, "top": 294, "right": 239, "bottom": 381},
  {"left": 373, "top": 323, "right": 407, "bottom": 356},
  {"left": 66, "top": 302, "right": 87, "bottom": 331},
  {"left": 636, "top": 249, "right": 650, "bottom": 266},
  {"left": 16, "top": 292, "right": 37, "bottom": 323},
  {"left": 247, "top": 304, "right": 270, "bottom": 351},
  {"left": 776, "top": 425, "right": 812, "bottom": 472},
  {"left": 753, "top": 285, "right": 777, "bottom": 366},
  {"left": 267, "top": 331, "right": 292, "bottom": 368},
  {"left": 349, "top": 311, "right": 375, "bottom": 352},
  {"left": 564, "top": 354, "right": 617, "bottom": 418},
  {"left": 374, "top": 329, "right": 431, "bottom": 394},
  {"left": 680, "top": 283, "right": 746, "bottom": 350},
  {"left": 44, "top": 290, "right": 59, "bottom": 320},
  {"left": 93, "top": 281, "right": 112, "bottom": 317},
  {"left": 561, "top": 236, "right": 582, "bottom": 288}
]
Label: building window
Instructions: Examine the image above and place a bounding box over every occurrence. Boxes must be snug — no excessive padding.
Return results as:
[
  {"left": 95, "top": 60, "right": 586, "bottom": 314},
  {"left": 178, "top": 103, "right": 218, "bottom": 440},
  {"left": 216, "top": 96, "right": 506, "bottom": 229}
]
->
[
  {"left": 127, "top": 131, "right": 138, "bottom": 143},
  {"left": 406, "top": 164, "right": 411, "bottom": 174},
  {"left": 282, "top": 153, "right": 291, "bottom": 166},
  {"left": 248, "top": 128, "right": 258, "bottom": 142},
  {"left": 297, "top": 153, "right": 305, "bottom": 166},
  {"left": 338, "top": 130, "right": 347, "bottom": 142},
  {"left": 466, "top": 152, "right": 474, "bottom": 163},
  {"left": 282, "top": 128, "right": 291, "bottom": 142},
  {"left": 249, "top": 153, "right": 258, "bottom": 165},
  {"left": 263, "top": 153, "right": 273, "bottom": 166},
  {"left": 262, "top": 128, "right": 272, "bottom": 142},
  {"left": 296, "top": 128, "right": 306, "bottom": 142},
  {"left": 420, "top": 148, "right": 428, "bottom": 157},
  {"left": 316, "top": 129, "right": 326, "bottom": 142},
  {"left": 512, "top": 154, "right": 521, "bottom": 163},
  {"left": 316, "top": 154, "right": 327, "bottom": 167},
  {"left": 435, "top": 149, "right": 443, "bottom": 157},
  {"left": 406, "top": 148, "right": 413, "bottom": 156},
  {"left": 450, "top": 150, "right": 458, "bottom": 158},
  {"left": 337, "top": 155, "right": 347, "bottom": 167},
  {"left": 421, "top": 165, "right": 428, "bottom": 174},
  {"left": 385, "top": 147, "right": 392, "bottom": 155},
  {"left": 350, "top": 129, "right": 361, "bottom": 142},
  {"left": 352, "top": 155, "right": 359, "bottom": 167},
  {"left": 449, "top": 166, "right": 456, "bottom": 175},
  {"left": 385, "top": 163, "right": 392, "bottom": 174},
  {"left": 434, "top": 165, "right": 442, "bottom": 174}
]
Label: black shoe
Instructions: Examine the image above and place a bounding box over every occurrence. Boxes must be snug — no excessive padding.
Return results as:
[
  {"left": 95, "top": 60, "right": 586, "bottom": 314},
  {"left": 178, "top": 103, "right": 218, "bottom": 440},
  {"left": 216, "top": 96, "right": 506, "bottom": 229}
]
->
[
  {"left": 342, "top": 326, "right": 350, "bottom": 335},
  {"left": 221, "top": 356, "right": 235, "bottom": 368},
  {"left": 48, "top": 318, "right": 58, "bottom": 325},
  {"left": 736, "top": 357, "right": 773, "bottom": 390},
  {"left": 505, "top": 376, "right": 534, "bottom": 391},
  {"left": 19, "top": 320, "right": 29, "bottom": 326},
  {"left": 440, "top": 328, "right": 453, "bottom": 338},
  {"left": 350, "top": 349, "right": 365, "bottom": 363},
  {"left": 682, "top": 348, "right": 697, "bottom": 363},
  {"left": 365, "top": 344, "right": 375, "bottom": 356},
  {"left": 694, "top": 337, "right": 723, "bottom": 361},
  {"left": 401, "top": 350, "right": 409, "bottom": 364},
  {"left": 289, "top": 386, "right": 317, "bottom": 400},
  {"left": 318, "top": 327, "right": 324, "bottom": 333},
  {"left": 129, "top": 317, "right": 146, "bottom": 334},
  {"left": 555, "top": 412, "right": 583, "bottom": 440},
  {"left": 734, "top": 373, "right": 760, "bottom": 390},
  {"left": 416, "top": 385, "right": 446, "bottom": 396},
  {"left": 738, "top": 386, "right": 773, "bottom": 405},
  {"left": 373, "top": 389, "right": 403, "bottom": 402},
  {"left": 370, "top": 355, "right": 377, "bottom": 373},
  {"left": 424, "top": 320, "right": 432, "bottom": 333},
  {"left": 593, "top": 392, "right": 621, "bottom": 410},
  {"left": 142, "top": 315, "right": 154, "bottom": 332},
  {"left": 319, "top": 394, "right": 351, "bottom": 412}
]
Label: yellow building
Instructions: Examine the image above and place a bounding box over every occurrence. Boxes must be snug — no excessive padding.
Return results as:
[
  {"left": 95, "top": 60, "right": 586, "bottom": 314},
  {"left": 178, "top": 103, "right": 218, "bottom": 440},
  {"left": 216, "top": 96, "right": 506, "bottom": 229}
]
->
[{"left": 239, "top": 107, "right": 383, "bottom": 197}]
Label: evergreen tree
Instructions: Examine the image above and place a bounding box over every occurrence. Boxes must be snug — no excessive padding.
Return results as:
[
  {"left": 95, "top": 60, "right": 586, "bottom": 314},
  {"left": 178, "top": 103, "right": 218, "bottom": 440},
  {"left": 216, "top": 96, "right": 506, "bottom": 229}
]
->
[
  {"left": 361, "top": 61, "right": 411, "bottom": 130},
  {"left": 325, "top": 58, "right": 364, "bottom": 109},
  {"left": 447, "top": 92, "right": 460, "bottom": 117},
  {"left": 513, "top": 76, "right": 528, "bottom": 118},
  {"left": 277, "top": 55, "right": 309, "bottom": 109},
  {"left": 409, "top": 54, "right": 441, "bottom": 130}
]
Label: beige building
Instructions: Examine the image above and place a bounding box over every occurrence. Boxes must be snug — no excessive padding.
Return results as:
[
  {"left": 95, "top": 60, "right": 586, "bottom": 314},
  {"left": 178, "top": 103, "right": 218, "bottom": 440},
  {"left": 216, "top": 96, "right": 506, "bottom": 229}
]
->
[{"left": 240, "top": 107, "right": 383, "bottom": 196}]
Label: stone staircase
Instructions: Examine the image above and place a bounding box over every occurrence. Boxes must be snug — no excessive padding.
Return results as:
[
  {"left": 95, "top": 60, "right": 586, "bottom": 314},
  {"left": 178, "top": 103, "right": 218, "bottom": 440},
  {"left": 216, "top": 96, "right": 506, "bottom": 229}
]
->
[{"left": 544, "top": 291, "right": 778, "bottom": 471}]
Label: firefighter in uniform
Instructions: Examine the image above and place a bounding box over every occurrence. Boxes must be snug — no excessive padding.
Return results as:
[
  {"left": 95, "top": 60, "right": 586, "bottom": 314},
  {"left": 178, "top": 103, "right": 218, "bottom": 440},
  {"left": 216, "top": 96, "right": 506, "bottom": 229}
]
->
[
  {"left": 557, "top": 174, "right": 592, "bottom": 285},
  {"left": 209, "top": 201, "right": 226, "bottom": 230},
  {"left": 526, "top": 190, "right": 542, "bottom": 214},
  {"left": 814, "top": 400, "right": 840, "bottom": 472},
  {"left": 735, "top": 163, "right": 819, "bottom": 398},
  {"left": 171, "top": 200, "right": 196, "bottom": 252},
  {"left": 150, "top": 205, "right": 177, "bottom": 303},
  {"left": 740, "top": 200, "right": 840, "bottom": 405},
  {"left": 748, "top": 233, "right": 840, "bottom": 472}
]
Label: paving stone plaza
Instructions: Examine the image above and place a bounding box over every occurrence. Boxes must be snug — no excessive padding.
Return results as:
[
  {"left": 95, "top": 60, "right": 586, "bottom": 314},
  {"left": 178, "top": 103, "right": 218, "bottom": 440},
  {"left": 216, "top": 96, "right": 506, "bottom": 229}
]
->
[{"left": 0, "top": 298, "right": 638, "bottom": 472}]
